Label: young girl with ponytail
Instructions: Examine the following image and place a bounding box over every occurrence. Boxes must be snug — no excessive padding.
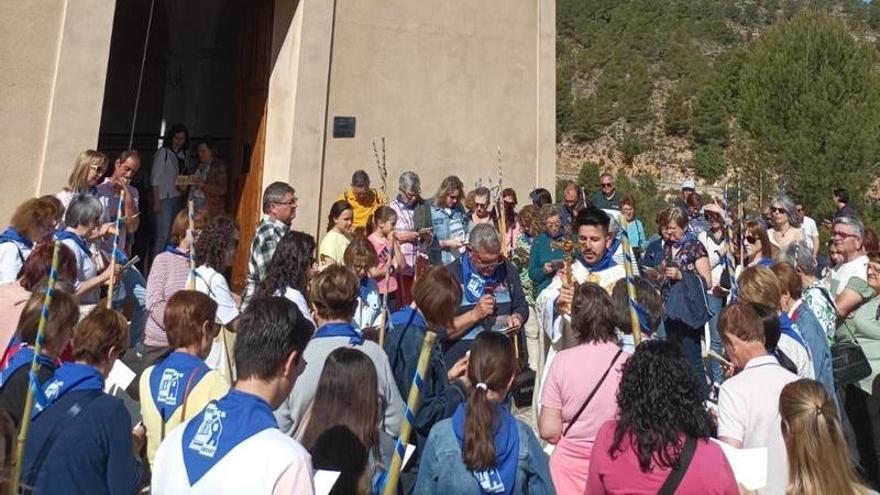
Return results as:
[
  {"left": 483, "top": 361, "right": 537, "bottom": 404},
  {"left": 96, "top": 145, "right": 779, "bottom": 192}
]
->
[
  {"left": 414, "top": 332, "right": 554, "bottom": 495},
  {"left": 367, "top": 206, "right": 405, "bottom": 312}
]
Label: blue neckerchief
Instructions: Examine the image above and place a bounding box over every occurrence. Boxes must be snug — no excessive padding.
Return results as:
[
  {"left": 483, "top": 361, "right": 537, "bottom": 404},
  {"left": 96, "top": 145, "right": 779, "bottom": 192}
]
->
[
  {"left": 390, "top": 306, "right": 428, "bottom": 330},
  {"left": 314, "top": 322, "right": 365, "bottom": 346},
  {"left": 631, "top": 301, "right": 654, "bottom": 336},
  {"left": 520, "top": 233, "right": 533, "bottom": 245},
  {"left": 0, "top": 227, "right": 32, "bottom": 249},
  {"left": 33, "top": 362, "right": 104, "bottom": 417},
  {"left": 150, "top": 352, "right": 211, "bottom": 422},
  {"left": 577, "top": 238, "right": 618, "bottom": 272},
  {"left": 0, "top": 346, "right": 56, "bottom": 390},
  {"left": 55, "top": 229, "right": 90, "bottom": 256},
  {"left": 451, "top": 403, "right": 519, "bottom": 495},
  {"left": 359, "top": 277, "right": 374, "bottom": 303},
  {"left": 396, "top": 194, "right": 417, "bottom": 210},
  {"left": 779, "top": 313, "right": 809, "bottom": 350},
  {"left": 667, "top": 231, "right": 698, "bottom": 250},
  {"left": 756, "top": 257, "right": 774, "bottom": 268},
  {"left": 165, "top": 244, "right": 190, "bottom": 259},
  {"left": 182, "top": 389, "right": 278, "bottom": 486},
  {"left": 460, "top": 253, "right": 505, "bottom": 304}
]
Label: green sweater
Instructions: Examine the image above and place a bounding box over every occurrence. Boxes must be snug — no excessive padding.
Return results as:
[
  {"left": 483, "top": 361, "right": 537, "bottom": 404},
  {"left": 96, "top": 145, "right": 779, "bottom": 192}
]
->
[
  {"left": 591, "top": 191, "right": 620, "bottom": 210},
  {"left": 528, "top": 233, "right": 568, "bottom": 295}
]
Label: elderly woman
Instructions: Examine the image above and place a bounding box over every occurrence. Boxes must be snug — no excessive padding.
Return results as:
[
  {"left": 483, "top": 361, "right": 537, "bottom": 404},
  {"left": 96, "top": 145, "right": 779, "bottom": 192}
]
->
[
  {"left": 187, "top": 139, "right": 228, "bottom": 220},
  {"left": 528, "top": 204, "right": 567, "bottom": 296},
  {"left": 780, "top": 241, "right": 837, "bottom": 339},
  {"left": 416, "top": 176, "right": 468, "bottom": 266},
  {"left": 744, "top": 219, "right": 777, "bottom": 268},
  {"left": 56, "top": 195, "right": 118, "bottom": 306},
  {"left": 466, "top": 187, "right": 495, "bottom": 231},
  {"left": 0, "top": 198, "right": 59, "bottom": 284},
  {"left": 390, "top": 171, "right": 429, "bottom": 306},
  {"left": 768, "top": 195, "right": 807, "bottom": 252},
  {"left": 539, "top": 283, "right": 627, "bottom": 494},
  {"left": 660, "top": 207, "right": 713, "bottom": 396},
  {"left": 143, "top": 210, "right": 205, "bottom": 362}
]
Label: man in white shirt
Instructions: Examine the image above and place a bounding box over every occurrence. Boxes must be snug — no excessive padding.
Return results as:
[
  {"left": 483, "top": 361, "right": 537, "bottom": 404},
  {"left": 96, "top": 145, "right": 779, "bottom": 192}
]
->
[
  {"left": 151, "top": 296, "right": 315, "bottom": 495},
  {"left": 717, "top": 303, "right": 798, "bottom": 495},
  {"left": 795, "top": 202, "right": 819, "bottom": 258}
]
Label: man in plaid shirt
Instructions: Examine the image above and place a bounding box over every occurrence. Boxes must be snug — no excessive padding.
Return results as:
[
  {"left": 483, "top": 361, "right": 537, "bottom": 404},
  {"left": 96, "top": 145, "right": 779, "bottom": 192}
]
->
[{"left": 241, "top": 181, "right": 297, "bottom": 311}]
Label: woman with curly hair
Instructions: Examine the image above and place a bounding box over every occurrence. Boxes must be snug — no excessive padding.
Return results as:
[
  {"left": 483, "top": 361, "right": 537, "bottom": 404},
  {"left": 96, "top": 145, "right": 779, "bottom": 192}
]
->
[
  {"left": 586, "top": 340, "right": 739, "bottom": 494},
  {"left": 257, "top": 230, "right": 317, "bottom": 324},
  {"left": 193, "top": 216, "right": 240, "bottom": 331},
  {"left": 538, "top": 283, "right": 627, "bottom": 493}
]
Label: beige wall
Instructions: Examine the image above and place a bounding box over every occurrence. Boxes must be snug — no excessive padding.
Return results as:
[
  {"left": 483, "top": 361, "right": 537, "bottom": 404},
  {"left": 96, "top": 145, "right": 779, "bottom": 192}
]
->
[
  {"left": 0, "top": 0, "right": 115, "bottom": 221},
  {"left": 266, "top": 0, "right": 556, "bottom": 239}
]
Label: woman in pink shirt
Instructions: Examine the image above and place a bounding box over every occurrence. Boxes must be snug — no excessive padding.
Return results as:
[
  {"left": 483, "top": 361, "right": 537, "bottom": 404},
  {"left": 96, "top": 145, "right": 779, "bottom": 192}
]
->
[
  {"left": 367, "top": 206, "right": 404, "bottom": 311},
  {"left": 538, "top": 283, "right": 627, "bottom": 494},
  {"left": 587, "top": 340, "right": 739, "bottom": 495}
]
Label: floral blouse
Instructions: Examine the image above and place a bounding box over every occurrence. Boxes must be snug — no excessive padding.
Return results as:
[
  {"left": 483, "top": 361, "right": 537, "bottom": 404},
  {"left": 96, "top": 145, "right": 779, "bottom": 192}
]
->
[
  {"left": 510, "top": 233, "right": 536, "bottom": 306},
  {"left": 664, "top": 236, "right": 708, "bottom": 273}
]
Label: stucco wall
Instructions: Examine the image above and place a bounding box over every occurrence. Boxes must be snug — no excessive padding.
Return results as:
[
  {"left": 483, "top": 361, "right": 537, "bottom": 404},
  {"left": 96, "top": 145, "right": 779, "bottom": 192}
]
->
[
  {"left": 0, "top": 0, "right": 115, "bottom": 221},
  {"left": 267, "top": 0, "right": 556, "bottom": 239}
]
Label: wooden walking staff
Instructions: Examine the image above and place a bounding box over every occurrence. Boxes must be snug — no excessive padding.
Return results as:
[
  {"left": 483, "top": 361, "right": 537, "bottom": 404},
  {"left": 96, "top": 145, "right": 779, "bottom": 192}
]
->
[
  {"left": 372, "top": 137, "right": 391, "bottom": 346},
  {"left": 187, "top": 200, "right": 197, "bottom": 290},
  {"left": 495, "top": 146, "right": 509, "bottom": 256},
  {"left": 618, "top": 217, "right": 643, "bottom": 346},
  {"left": 106, "top": 188, "right": 126, "bottom": 308},
  {"left": 382, "top": 330, "right": 437, "bottom": 495},
  {"left": 11, "top": 241, "right": 62, "bottom": 494}
]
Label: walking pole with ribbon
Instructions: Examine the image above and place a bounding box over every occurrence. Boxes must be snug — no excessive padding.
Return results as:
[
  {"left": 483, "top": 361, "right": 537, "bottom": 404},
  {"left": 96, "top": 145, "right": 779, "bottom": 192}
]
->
[
  {"left": 618, "top": 217, "right": 643, "bottom": 346},
  {"left": 723, "top": 186, "right": 738, "bottom": 302},
  {"left": 381, "top": 330, "right": 436, "bottom": 495},
  {"left": 11, "top": 241, "right": 61, "bottom": 494},
  {"left": 187, "top": 199, "right": 197, "bottom": 290},
  {"left": 106, "top": 188, "right": 127, "bottom": 309}
]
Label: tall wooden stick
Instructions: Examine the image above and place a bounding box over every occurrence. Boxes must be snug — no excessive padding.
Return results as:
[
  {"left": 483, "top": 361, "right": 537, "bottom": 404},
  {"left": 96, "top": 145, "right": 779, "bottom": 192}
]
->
[
  {"left": 382, "top": 330, "right": 436, "bottom": 495},
  {"left": 187, "top": 200, "right": 196, "bottom": 290},
  {"left": 372, "top": 137, "right": 388, "bottom": 203},
  {"left": 619, "top": 217, "right": 643, "bottom": 345},
  {"left": 496, "top": 146, "right": 509, "bottom": 256},
  {"left": 11, "top": 241, "right": 61, "bottom": 494},
  {"left": 723, "top": 186, "right": 738, "bottom": 301},
  {"left": 106, "top": 188, "right": 126, "bottom": 308}
]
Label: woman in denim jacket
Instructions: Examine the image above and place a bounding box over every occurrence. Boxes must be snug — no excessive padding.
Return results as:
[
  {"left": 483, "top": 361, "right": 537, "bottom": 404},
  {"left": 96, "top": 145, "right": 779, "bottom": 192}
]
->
[
  {"left": 414, "top": 332, "right": 555, "bottom": 495},
  {"left": 415, "top": 176, "right": 469, "bottom": 266}
]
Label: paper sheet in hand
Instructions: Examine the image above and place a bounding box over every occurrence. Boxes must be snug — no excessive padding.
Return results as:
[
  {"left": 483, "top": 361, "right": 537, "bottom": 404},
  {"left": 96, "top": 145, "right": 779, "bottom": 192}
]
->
[
  {"left": 314, "top": 470, "right": 341, "bottom": 495},
  {"left": 402, "top": 443, "right": 416, "bottom": 470},
  {"left": 711, "top": 439, "right": 767, "bottom": 491},
  {"left": 104, "top": 359, "right": 136, "bottom": 393}
]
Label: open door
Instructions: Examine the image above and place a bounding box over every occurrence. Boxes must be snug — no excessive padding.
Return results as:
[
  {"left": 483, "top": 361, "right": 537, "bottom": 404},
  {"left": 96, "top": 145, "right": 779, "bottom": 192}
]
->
[{"left": 228, "top": 0, "right": 274, "bottom": 292}]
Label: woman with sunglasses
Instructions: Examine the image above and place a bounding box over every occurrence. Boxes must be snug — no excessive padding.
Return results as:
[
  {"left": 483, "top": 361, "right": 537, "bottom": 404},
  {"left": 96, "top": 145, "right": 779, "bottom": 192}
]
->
[
  {"left": 743, "top": 220, "right": 777, "bottom": 268},
  {"left": 57, "top": 150, "right": 109, "bottom": 212},
  {"left": 768, "top": 195, "right": 807, "bottom": 253}
]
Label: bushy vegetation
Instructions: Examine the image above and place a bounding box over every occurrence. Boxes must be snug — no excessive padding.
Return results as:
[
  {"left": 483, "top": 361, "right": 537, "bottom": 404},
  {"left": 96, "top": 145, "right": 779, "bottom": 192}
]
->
[{"left": 558, "top": 0, "right": 880, "bottom": 223}]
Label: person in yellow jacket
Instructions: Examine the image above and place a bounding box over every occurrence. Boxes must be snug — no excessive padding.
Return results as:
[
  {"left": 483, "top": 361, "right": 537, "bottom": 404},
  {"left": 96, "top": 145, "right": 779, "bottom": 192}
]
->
[
  {"left": 338, "top": 169, "right": 386, "bottom": 232},
  {"left": 139, "top": 290, "right": 230, "bottom": 465}
]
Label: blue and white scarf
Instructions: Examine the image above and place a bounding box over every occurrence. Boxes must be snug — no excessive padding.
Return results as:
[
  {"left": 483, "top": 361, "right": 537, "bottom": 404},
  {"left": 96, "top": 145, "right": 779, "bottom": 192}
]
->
[
  {"left": 33, "top": 362, "right": 104, "bottom": 417},
  {"left": 314, "top": 322, "right": 365, "bottom": 346},
  {"left": 55, "top": 229, "right": 90, "bottom": 257},
  {"left": 0, "top": 346, "right": 57, "bottom": 391},
  {"left": 150, "top": 352, "right": 210, "bottom": 422},
  {"left": 0, "top": 227, "right": 32, "bottom": 249},
  {"left": 576, "top": 238, "right": 619, "bottom": 272},
  {"left": 451, "top": 403, "right": 519, "bottom": 495},
  {"left": 460, "top": 253, "right": 505, "bottom": 304},
  {"left": 182, "top": 389, "right": 278, "bottom": 485}
]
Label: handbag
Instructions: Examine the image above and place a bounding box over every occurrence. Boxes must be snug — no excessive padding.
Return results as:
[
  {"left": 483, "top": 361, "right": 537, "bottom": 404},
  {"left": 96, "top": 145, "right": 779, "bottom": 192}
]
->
[
  {"left": 658, "top": 436, "right": 697, "bottom": 495},
  {"left": 831, "top": 328, "right": 871, "bottom": 385}
]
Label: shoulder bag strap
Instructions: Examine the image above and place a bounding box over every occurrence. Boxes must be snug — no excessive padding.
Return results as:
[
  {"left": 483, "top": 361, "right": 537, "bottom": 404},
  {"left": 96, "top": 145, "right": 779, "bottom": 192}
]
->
[
  {"left": 658, "top": 436, "right": 698, "bottom": 495},
  {"left": 24, "top": 390, "right": 103, "bottom": 487},
  {"left": 563, "top": 349, "right": 623, "bottom": 436}
]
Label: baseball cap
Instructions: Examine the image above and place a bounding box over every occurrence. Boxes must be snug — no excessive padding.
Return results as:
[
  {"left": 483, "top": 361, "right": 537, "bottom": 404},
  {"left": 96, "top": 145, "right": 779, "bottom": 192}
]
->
[{"left": 681, "top": 178, "right": 696, "bottom": 190}]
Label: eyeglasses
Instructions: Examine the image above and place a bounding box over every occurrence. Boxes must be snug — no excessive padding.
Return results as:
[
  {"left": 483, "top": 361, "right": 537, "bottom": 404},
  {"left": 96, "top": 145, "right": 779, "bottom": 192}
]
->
[
  {"left": 601, "top": 182, "right": 613, "bottom": 188},
  {"left": 471, "top": 256, "right": 504, "bottom": 270},
  {"left": 474, "top": 202, "right": 489, "bottom": 208},
  {"left": 832, "top": 230, "right": 860, "bottom": 240},
  {"left": 276, "top": 198, "right": 298, "bottom": 207},
  {"left": 770, "top": 207, "right": 787, "bottom": 214}
]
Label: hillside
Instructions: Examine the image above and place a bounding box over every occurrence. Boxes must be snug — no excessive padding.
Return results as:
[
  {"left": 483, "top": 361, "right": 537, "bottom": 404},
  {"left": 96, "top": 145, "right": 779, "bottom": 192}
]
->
[{"left": 556, "top": 0, "right": 880, "bottom": 219}]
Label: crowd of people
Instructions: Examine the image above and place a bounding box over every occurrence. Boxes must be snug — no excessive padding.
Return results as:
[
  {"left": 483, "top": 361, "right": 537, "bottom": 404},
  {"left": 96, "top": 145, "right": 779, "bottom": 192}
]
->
[{"left": 0, "top": 139, "right": 877, "bottom": 495}]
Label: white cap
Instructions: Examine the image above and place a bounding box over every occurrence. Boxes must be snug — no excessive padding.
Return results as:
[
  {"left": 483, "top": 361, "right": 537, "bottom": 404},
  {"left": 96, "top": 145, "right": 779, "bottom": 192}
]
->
[{"left": 681, "top": 178, "right": 696, "bottom": 190}]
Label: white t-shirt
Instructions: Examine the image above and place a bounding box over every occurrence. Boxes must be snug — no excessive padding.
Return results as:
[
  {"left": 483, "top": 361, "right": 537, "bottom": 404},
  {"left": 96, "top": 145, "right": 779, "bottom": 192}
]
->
[
  {"left": 60, "top": 234, "right": 99, "bottom": 304},
  {"left": 278, "top": 287, "right": 314, "bottom": 326},
  {"left": 699, "top": 230, "right": 727, "bottom": 288},
  {"left": 151, "top": 147, "right": 182, "bottom": 200},
  {"left": 802, "top": 216, "right": 819, "bottom": 242},
  {"left": 717, "top": 355, "right": 798, "bottom": 495},
  {"left": 194, "top": 266, "right": 239, "bottom": 325},
  {"left": 152, "top": 421, "right": 315, "bottom": 495},
  {"left": 830, "top": 255, "right": 868, "bottom": 296},
  {"left": 0, "top": 241, "right": 31, "bottom": 284}
]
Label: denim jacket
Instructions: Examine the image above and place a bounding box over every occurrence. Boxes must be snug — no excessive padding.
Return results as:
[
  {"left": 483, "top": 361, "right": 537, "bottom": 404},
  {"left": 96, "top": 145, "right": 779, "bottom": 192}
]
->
[
  {"left": 425, "top": 200, "right": 468, "bottom": 265},
  {"left": 414, "top": 417, "right": 555, "bottom": 495}
]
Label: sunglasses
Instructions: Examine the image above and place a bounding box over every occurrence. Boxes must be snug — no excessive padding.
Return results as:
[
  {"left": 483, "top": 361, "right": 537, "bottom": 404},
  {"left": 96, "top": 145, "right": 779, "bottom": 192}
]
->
[
  {"left": 770, "top": 207, "right": 787, "bottom": 214},
  {"left": 745, "top": 235, "right": 757, "bottom": 244},
  {"left": 601, "top": 182, "right": 613, "bottom": 187}
]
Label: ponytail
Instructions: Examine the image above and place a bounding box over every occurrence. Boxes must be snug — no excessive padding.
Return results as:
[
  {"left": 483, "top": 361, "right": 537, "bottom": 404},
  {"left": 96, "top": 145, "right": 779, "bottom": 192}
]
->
[
  {"left": 366, "top": 206, "right": 397, "bottom": 236},
  {"left": 462, "top": 332, "right": 516, "bottom": 470}
]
